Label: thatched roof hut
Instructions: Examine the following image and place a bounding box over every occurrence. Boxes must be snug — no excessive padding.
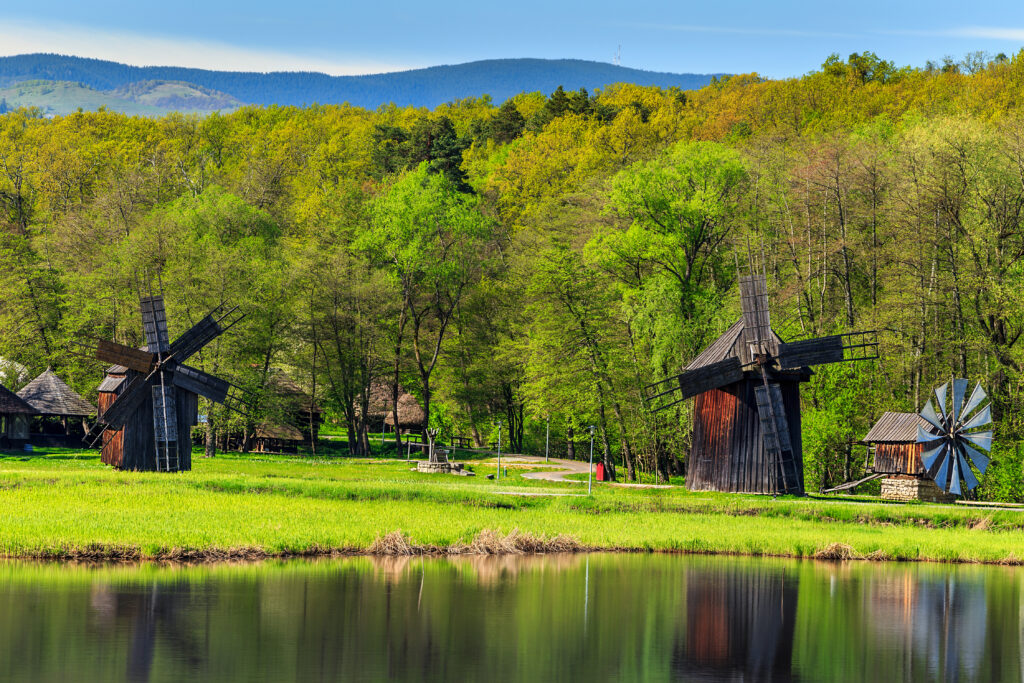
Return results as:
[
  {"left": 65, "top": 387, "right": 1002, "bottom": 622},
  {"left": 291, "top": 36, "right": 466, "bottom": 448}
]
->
[
  {"left": 361, "top": 381, "right": 426, "bottom": 430},
  {"left": 17, "top": 369, "right": 95, "bottom": 417}
]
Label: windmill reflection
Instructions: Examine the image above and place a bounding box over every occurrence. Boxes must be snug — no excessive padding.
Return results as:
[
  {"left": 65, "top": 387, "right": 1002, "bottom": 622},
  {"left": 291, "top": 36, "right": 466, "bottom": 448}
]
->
[
  {"left": 90, "top": 580, "right": 205, "bottom": 682},
  {"left": 673, "top": 563, "right": 799, "bottom": 681}
]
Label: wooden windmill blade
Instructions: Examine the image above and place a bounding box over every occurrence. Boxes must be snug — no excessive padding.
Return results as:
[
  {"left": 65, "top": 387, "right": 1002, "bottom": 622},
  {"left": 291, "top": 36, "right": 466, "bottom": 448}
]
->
[
  {"left": 738, "top": 275, "right": 772, "bottom": 353},
  {"left": 168, "top": 306, "right": 244, "bottom": 363},
  {"left": 777, "top": 330, "right": 879, "bottom": 370},
  {"left": 644, "top": 357, "right": 744, "bottom": 411},
  {"left": 97, "top": 374, "right": 155, "bottom": 429},
  {"left": 139, "top": 296, "right": 171, "bottom": 353},
  {"left": 172, "top": 364, "right": 231, "bottom": 404},
  {"left": 93, "top": 340, "right": 156, "bottom": 373}
]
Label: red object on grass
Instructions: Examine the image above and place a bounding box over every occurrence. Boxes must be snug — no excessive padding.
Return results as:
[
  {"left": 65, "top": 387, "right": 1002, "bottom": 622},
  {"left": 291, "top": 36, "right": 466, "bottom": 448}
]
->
[{"left": 595, "top": 463, "right": 606, "bottom": 481}]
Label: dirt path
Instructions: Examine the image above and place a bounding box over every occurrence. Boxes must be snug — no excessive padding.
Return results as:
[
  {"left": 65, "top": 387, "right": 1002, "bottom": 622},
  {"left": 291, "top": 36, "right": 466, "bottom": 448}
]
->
[{"left": 491, "top": 455, "right": 673, "bottom": 489}]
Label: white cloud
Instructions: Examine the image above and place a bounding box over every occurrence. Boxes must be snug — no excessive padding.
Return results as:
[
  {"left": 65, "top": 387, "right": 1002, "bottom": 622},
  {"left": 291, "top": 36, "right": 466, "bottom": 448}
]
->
[
  {"left": 626, "top": 23, "right": 858, "bottom": 39},
  {"left": 953, "top": 27, "right": 1024, "bottom": 41},
  {"left": 0, "top": 19, "right": 415, "bottom": 75},
  {"left": 881, "top": 26, "right": 1024, "bottom": 41}
]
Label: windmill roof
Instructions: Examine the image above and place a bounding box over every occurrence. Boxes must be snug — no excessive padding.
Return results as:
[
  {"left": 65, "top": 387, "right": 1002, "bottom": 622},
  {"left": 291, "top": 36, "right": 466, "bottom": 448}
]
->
[
  {"left": 684, "top": 318, "right": 784, "bottom": 371},
  {"left": 97, "top": 376, "right": 126, "bottom": 393},
  {"left": 17, "top": 369, "right": 95, "bottom": 416},
  {"left": 0, "top": 383, "right": 35, "bottom": 414},
  {"left": 863, "top": 412, "right": 932, "bottom": 443}
]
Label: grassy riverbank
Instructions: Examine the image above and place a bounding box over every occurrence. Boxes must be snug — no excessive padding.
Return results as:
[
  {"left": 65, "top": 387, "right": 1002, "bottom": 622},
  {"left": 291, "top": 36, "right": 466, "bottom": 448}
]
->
[{"left": 2, "top": 449, "right": 1024, "bottom": 564}]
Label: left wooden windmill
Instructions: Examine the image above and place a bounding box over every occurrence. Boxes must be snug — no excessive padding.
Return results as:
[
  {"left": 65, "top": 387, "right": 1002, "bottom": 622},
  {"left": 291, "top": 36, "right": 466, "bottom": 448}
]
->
[{"left": 79, "top": 294, "right": 245, "bottom": 472}]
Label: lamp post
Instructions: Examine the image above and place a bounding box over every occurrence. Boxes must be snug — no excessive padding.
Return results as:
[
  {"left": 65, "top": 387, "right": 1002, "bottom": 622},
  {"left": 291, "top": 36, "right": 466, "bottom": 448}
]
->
[
  {"left": 587, "top": 425, "right": 595, "bottom": 495},
  {"left": 545, "top": 415, "right": 550, "bottom": 463},
  {"left": 496, "top": 419, "right": 503, "bottom": 481}
]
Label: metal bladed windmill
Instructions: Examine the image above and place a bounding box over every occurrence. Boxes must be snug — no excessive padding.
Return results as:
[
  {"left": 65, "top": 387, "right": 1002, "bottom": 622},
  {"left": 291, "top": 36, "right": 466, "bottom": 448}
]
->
[
  {"left": 916, "top": 379, "right": 993, "bottom": 495},
  {"left": 79, "top": 293, "right": 247, "bottom": 472},
  {"left": 644, "top": 273, "right": 879, "bottom": 495}
]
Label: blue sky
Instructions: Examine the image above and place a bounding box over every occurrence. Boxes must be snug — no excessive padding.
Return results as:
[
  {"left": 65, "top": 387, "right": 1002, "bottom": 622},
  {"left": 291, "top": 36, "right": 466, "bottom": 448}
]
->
[{"left": 2, "top": 1, "right": 1023, "bottom": 77}]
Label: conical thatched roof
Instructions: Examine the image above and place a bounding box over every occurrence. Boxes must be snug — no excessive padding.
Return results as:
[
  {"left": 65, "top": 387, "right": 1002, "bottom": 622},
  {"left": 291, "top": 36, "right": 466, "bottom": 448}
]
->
[
  {"left": 0, "top": 383, "right": 35, "bottom": 415},
  {"left": 17, "top": 369, "right": 95, "bottom": 416}
]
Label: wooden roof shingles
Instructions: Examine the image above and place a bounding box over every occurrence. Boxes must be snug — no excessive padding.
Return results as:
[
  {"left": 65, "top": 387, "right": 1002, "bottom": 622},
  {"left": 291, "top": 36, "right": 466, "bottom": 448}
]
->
[
  {"left": 684, "top": 318, "right": 786, "bottom": 371},
  {"left": 17, "top": 369, "right": 95, "bottom": 416},
  {"left": 862, "top": 411, "right": 931, "bottom": 443},
  {"left": 0, "top": 383, "right": 36, "bottom": 415}
]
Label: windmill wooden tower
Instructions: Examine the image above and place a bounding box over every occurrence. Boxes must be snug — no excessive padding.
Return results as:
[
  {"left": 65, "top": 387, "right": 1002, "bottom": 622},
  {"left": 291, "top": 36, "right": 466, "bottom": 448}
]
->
[
  {"left": 82, "top": 294, "right": 245, "bottom": 472},
  {"left": 645, "top": 274, "right": 878, "bottom": 495}
]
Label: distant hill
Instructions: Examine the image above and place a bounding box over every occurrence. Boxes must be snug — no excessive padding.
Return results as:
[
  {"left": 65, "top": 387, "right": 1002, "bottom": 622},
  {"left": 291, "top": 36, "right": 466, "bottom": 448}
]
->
[
  {"left": 0, "top": 78, "right": 242, "bottom": 116},
  {"left": 0, "top": 54, "right": 723, "bottom": 110}
]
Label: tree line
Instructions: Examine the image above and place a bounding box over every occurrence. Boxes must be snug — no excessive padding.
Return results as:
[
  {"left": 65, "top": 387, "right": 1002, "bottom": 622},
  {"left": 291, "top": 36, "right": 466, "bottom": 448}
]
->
[{"left": 3, "top": 50, "right": 1024, "bottom": 498}]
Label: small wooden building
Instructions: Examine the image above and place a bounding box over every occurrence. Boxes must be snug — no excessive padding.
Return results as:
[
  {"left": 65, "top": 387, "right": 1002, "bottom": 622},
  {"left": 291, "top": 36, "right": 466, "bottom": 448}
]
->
[
  {"left": 0, "top": 384, "right": 35, "bottom": 448},
  {"left": 249, "top": 372, "right": 321, "bottom": 453},
  {"left": 97, "top": 364, "right": 199, "bottom": 471},
  {"left": 17, "top": 368, "right": 96, "bottom": 447},
  {"left": 863, "top": 411, "right": 953, "bottom": 503},
  {"left": 686, "top": 320, "right": 811, "bottom": 494}
]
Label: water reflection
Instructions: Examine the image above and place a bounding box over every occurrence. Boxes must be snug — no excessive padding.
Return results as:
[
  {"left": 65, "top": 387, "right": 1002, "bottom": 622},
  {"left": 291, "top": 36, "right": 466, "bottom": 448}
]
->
[{"left": 0, "top": 555, "right": 1020, "bottom": 682}]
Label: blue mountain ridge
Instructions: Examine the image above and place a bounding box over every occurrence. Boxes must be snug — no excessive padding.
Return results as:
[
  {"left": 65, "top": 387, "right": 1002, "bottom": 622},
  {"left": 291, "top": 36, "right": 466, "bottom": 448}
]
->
[{"left": 0, "top": 53, "right": 723, "bottom": 109}]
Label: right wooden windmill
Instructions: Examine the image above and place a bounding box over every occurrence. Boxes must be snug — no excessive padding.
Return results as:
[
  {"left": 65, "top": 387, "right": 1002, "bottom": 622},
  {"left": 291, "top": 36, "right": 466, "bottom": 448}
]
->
[{"left": 645, "top": 274, "right": 878, "bottom": 495}]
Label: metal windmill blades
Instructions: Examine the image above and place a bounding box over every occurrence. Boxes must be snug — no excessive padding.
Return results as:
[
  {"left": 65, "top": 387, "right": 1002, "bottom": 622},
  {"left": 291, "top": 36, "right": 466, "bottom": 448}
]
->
[{"left": 916, "top": 380, "right": 993, "bottom": 494}]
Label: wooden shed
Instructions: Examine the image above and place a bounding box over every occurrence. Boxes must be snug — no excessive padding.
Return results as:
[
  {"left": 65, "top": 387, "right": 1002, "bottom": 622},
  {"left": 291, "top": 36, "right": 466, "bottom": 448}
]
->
[
  {"left": 863, "top": 411, "right": 928, "bottom": 475},
  {"left": 686, "top": 320, "right": 811, "bottom": 494},
  {"left": 0, "top": 383, "right": 35, "bottom": 447},
  {"left": 248, "top": 371, "right": 322, "bottom": 453},
  {"left": 17, "top": 368, "right": 96, "bottom": 446},
  {"left": 97, "top": 364, "right": 199, "bottom": 471},
  {"left": 862, "top": 411, "right": 953, "bottom": 503}
]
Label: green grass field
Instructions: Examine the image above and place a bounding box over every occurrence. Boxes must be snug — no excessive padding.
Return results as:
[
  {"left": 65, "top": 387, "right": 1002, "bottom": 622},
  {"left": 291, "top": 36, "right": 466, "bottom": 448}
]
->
[{"left": 2, "top": 447, "right": 1024, "bottom": 564}]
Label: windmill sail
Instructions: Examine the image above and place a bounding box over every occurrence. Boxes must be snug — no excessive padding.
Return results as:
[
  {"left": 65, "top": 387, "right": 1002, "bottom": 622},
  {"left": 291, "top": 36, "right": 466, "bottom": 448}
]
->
[
  {"left": 140, "top": 296, "right": 170, "bottom": 353},
  {"left": 169, "top": 314, "right": 223, "bottom": 363},
  {"left": 172, "top": 364, "right": 230, "bottom": 404},
  {"left": 738, "top": 275, "right": 772, "bottom": 353},
  {"left": 644, "top": 357, "right": 745, "bottom": 411},
  {"left": 98, "top": 375, "right": 152, "bottom": 429},
  {"left": 777, "top": 335, "right": 844, "bottom": 368},
  {"left": 94, "top": 340, "right": 156, "bottom": 373}
]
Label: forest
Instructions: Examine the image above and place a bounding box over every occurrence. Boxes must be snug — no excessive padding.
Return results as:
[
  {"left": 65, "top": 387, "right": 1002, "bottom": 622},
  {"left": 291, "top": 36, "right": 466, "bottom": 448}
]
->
[{"left": 3, "top": 50, "right": 1024, "bottom": 498}]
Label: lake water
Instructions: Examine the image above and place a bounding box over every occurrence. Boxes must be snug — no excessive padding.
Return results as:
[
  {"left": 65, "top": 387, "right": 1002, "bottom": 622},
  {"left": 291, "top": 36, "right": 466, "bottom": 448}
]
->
[{"left": 1, "top": 553, "right": 1021, "bottom": 682}]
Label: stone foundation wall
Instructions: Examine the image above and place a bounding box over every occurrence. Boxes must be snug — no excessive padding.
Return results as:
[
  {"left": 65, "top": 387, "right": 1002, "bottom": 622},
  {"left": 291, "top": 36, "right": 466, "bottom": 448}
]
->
[{"left": 880, "top": 476, "right": 956, "bottom": 503}]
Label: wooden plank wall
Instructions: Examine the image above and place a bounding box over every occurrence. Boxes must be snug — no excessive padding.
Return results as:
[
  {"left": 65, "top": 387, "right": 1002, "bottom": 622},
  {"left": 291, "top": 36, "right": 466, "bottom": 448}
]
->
[
  {"left": 688, "top": 378, "right": 804, "bottom": 494},
  {"left": 872, "top": 442, "right": 924, "bottom": 475},
  {"left": 98, "top": 391, "right": 124, "bottom": 468}
]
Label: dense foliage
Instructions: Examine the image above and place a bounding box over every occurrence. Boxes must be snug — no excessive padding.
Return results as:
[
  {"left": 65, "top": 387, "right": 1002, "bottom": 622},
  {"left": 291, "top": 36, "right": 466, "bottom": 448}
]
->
[{"left": 4, "top": 51, "right": 1024, "bottom": 496}]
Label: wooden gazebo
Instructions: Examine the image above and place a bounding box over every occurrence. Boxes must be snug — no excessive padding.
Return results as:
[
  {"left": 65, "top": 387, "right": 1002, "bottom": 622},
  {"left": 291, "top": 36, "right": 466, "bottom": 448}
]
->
[
  {"left": 0, "top": 384, "right": 35, "bottom": 448},
  {"left": 17, "top": 368, "right": 95, "bottom": 446}
]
